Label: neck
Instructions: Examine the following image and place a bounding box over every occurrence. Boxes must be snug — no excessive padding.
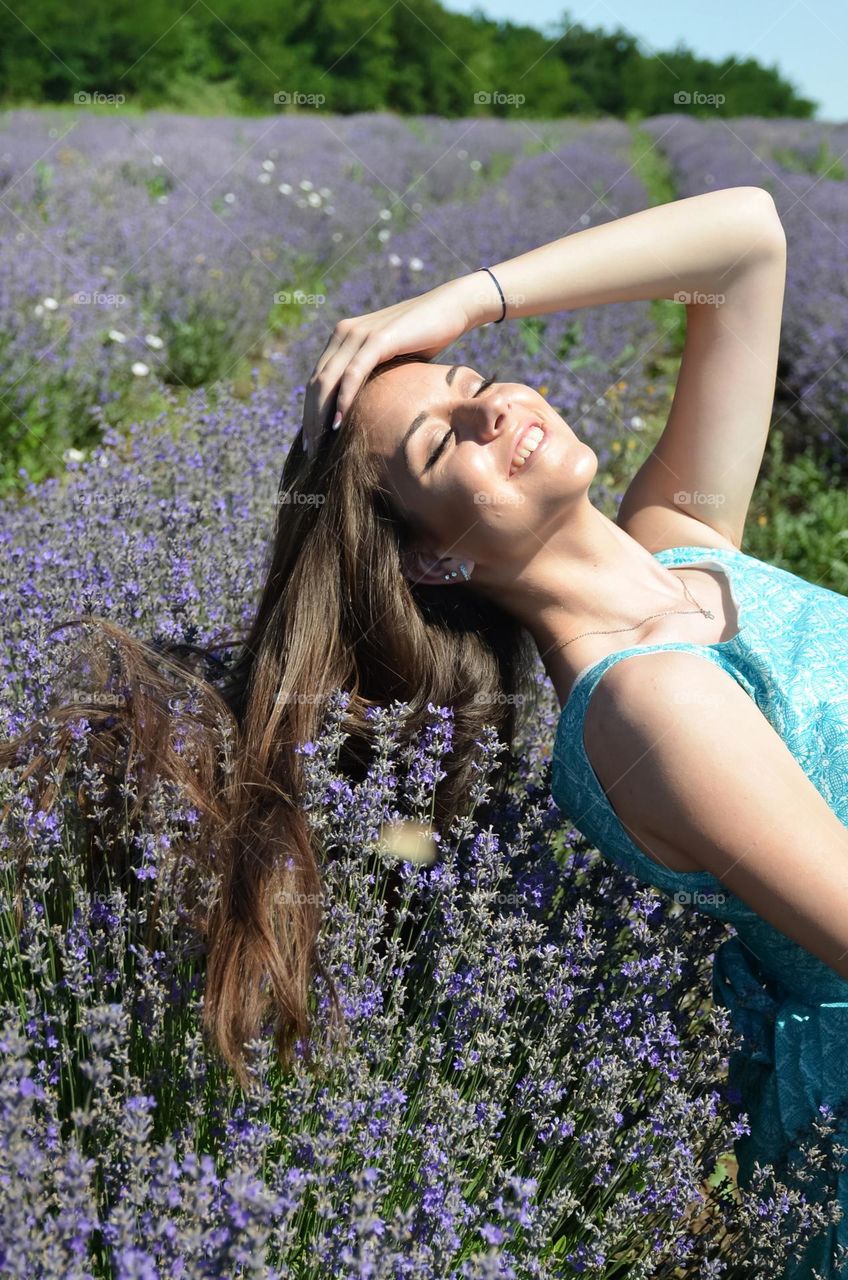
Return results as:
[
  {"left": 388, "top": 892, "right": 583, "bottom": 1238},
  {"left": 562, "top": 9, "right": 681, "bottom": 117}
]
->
[{"left": 474, "top": 503, "right": 701, "bottom": 708}]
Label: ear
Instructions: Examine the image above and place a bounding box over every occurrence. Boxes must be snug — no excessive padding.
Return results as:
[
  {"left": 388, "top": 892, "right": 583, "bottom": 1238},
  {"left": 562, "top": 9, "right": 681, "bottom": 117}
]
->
[{"left": 400, "top": 547, "right": 475, "bottom": 585}]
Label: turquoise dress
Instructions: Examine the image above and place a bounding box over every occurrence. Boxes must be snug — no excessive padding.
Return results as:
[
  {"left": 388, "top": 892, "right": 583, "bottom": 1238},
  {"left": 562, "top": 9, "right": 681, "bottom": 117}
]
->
[{"left": 550, "top": 544, "right": 848, "bottom": 1278}]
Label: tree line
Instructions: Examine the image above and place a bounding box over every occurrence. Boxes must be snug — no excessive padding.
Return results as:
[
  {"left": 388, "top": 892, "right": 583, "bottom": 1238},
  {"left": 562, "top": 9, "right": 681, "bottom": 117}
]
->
[{"left": 0, "top": 0, "right": 816, "bottom": 118}]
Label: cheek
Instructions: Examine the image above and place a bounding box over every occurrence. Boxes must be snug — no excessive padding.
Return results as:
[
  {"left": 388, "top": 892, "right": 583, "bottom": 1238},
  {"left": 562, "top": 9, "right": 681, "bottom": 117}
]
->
[{"left": 459, "top": 449, "right": 506, "bottom": 494}]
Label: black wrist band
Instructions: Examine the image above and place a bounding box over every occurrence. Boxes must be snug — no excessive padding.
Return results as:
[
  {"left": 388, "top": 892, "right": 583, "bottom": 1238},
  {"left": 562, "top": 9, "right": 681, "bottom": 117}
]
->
[{"left": 480, "top": 266, "right": 506, "bottom": 323}]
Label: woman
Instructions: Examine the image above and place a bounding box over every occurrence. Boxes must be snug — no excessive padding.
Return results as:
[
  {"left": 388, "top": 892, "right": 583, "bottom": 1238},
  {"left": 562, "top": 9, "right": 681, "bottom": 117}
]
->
[
  {"left": 4, "top": 186, "right": 846, "bottom": 1273},
  {"left": 300, "top": 184, "right": 848, "bottom": 1277}
]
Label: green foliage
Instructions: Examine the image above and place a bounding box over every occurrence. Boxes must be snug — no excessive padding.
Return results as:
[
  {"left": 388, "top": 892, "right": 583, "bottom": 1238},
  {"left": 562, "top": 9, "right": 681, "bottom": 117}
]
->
[
  {"left": 649, "top": 298, "right": 688, "bottom": 359},
  {"left": 519, "top": 316, "right": 546, "bottom": 358},
  {"left": 268, "top": 267, "right": 330, "bottom": 336},
  {"left": 0, "top": 373, "right": 108, "bottom": 493},
  {"left": 771, "top": 141, "right": 847, "bottom": 181},
  {"left": 156, "top": 304, "right": 240, "bottom": 388},
  {"left": 154, "top": 71, "right": 247, "bottom": 116},
  {"left": 628, "top": 122, "right": 677, "bottom": 207},
  {"left": 556, "top": 319, "right": 603, "bottom": 372},
  {"left": 144, "top": 172, "right": 171, "bottom": 201},
  {"left": 0, "top": 0, "right": 817, "bottom": 118},
  {"left": 33, "top": 160, "right": 53, "bottom": 219},
  {"left": 556, "top": 319, "right": 584, "bottom": 361},
  {"left": 481, "top": 148, "right": 519, "bottom": 185},
  {"left": 743, "top": 427, "right": 848, "bottom": 596}
]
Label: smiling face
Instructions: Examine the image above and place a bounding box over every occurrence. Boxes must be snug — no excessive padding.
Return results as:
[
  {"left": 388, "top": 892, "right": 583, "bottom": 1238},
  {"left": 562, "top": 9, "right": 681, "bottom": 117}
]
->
[{"left": 361, "top": 359, "right": 598, "bottom": 583}]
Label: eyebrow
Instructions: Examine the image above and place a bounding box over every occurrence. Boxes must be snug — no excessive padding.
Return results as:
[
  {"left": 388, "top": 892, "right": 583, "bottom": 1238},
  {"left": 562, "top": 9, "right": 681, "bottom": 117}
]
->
[{"left": 401, "top": 364, "right": 465, "bottom": 471}]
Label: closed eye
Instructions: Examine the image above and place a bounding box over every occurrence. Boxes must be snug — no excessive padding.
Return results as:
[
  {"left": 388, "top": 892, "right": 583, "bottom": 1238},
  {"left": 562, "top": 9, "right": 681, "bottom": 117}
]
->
[{"left": 424, "top": 372, "right": 498, "bottom": 471}]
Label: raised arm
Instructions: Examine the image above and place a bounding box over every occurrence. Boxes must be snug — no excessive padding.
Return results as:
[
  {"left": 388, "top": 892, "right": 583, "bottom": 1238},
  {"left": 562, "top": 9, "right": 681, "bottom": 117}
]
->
[
  {"left": 460, "top": 186, "right": 783, "bottom": 323},
  {"left": 456, "top": 186, "right": 787, "bottom": 551},
  {"left": 303, "top": 186, "right": 785, "bottom": 460}
]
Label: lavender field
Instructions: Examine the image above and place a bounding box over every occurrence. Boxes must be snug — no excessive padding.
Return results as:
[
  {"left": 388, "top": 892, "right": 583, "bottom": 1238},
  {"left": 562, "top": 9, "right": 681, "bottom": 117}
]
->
[
  {"left": 642, "top": 114, "right": 848, "bottom": 466},
  {"left": 1, "top": 108, "right": 848, "bottom": 1278}
]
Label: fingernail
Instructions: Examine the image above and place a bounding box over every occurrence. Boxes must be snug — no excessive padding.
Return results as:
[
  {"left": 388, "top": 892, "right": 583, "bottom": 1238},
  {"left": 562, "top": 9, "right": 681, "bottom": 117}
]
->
[{"left": 332, "top": 411, "right": 342, "bottom": 431}]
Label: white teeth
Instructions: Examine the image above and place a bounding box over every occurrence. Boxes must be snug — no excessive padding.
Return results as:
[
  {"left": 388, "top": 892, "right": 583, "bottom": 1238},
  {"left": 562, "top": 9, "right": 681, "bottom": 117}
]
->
[{"left": 509, "top": 424, "right": 544, "bottom": 475}]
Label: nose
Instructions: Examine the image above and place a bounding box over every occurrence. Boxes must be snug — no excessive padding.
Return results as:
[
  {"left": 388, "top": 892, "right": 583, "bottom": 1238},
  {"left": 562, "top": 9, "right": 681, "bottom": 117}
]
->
[{"left": 455, "top": 386, "right": 510, "bottom": 442}]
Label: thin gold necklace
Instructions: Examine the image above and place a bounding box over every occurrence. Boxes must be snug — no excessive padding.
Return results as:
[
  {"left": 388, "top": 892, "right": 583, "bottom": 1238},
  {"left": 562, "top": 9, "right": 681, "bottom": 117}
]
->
[{"left": 552, "top": 573, "right": 715, "bottom": 653}]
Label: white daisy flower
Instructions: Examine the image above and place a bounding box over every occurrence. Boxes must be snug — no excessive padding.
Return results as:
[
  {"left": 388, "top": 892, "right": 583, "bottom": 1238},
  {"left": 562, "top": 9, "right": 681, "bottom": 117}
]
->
[
  {"left": 224, "top": 192, "right": 235, "bottom": 204},
  {"left": 278, "top": 182, "right": 292, "bottom": 194},
  {"left": 152, "top": 154, "right": 163, "bottom": 166},
  {"left": 43, "top": 296, "right": 59, "bottom": 310},
  {"left": 319, "top": 186, "right": 332, "bottom": 198},
  {"left": 262, "top": 159, "right": 275, "bottom": 171},
  {"left": 377, "top": 228, "right": 390, "bottom": 242},
  {"left": 469, "top": 159, "right": 482, "bottom": 171},
  {"left": 630, "top": 415, "right": 645, "bottom": 429},
  {"left": 131, "top": 361, "right": 149, "bottom": 376},
  {"left": 108, "top": 329, "right": 127, "bottom": 343},
  {"left": 379, "top": 208, "right": 392, "bottom": 220},
  {"left": 332, "top": 232, "right": 343, "bottom": 242},
  {"left": 307, "top": 191, "right": 321, "bottom": 206},
  {"left": 408, "top": 257, "right": 424, "bottom": 271},
  {"left": 258, "top": 172, "right": 271, "bottom": 184},
  {"left": 144, "top": 334, "right": 164, "bottom": 349},
  {"left": 63, "top": 447, "right": 85, "bottom": 462},
  {"left": 388, "top": 253, "right": 402, "bottom": 267},
  {"left": 299, "top": 179, "right": 313, "bottom": 191},
  {"left": 34, "top": 303, "right": 44, "bottom": 317}
]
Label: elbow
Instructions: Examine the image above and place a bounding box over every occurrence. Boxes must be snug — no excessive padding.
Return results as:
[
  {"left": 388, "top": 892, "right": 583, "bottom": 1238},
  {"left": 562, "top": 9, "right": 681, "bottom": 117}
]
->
[{"left": 741, "top": 186, "right": 787, "bottom": 257}]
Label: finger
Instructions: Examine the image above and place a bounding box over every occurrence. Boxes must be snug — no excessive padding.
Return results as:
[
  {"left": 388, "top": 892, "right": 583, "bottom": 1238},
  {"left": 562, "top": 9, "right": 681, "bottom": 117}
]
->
[
  {"left": 302, "top": 373, "right": 326, "bottom": 448},
  {"left": 303, "top": 373, "right": 335, "bottom": 456},
  {"left": 304, "top": 324, "right": 359, "bottom": 453},
  {"left": 299, "top": 332, "right": 344, "bottom": 452},
  {"left": 332, "top": 333, "right": 391, "bottom": 428},
  {"left": 313, "top": 319, "right": 353, "bottom": 380}
]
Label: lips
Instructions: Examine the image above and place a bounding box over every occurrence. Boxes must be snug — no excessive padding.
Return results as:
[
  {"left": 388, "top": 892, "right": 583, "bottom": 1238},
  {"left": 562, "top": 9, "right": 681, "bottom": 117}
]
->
[{"left": 507, "top": 420, "right": 546, "bottom": 478}]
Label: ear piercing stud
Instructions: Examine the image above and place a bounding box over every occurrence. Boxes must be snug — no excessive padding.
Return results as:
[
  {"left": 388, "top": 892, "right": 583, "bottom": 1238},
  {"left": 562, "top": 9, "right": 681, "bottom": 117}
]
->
[{"left": 443, "top": 562, "right": 470, "bottom": 581}]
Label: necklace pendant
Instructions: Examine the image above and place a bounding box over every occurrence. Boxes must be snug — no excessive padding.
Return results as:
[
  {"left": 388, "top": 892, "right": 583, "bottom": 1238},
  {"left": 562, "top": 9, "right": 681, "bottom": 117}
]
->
[{"left": 704, "top": 609, "right": 715, "bottom": 619}]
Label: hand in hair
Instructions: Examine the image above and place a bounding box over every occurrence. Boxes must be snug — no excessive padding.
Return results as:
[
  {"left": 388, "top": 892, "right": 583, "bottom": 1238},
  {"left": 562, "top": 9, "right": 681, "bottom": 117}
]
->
[{"left": 301, "top": 275, "right": 487, "bottom": 457}]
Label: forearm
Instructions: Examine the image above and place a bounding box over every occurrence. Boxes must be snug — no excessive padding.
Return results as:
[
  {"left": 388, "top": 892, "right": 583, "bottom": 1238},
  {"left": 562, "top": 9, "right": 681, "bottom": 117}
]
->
[{"left": 454, "top": 187, "right": 785, "bottom": 327}]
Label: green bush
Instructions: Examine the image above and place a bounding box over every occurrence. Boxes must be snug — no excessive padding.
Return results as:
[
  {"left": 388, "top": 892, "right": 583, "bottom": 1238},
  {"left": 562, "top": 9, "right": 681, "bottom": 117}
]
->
[{"left": 743, "top": 425, "right": 848, "bottom": 595}]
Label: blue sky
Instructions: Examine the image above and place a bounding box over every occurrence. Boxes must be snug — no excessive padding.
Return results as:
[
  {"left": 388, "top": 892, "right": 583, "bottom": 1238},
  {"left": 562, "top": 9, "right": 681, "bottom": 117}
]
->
[{"left": 440, "top": 0, "right": 847, "bottom": 122}]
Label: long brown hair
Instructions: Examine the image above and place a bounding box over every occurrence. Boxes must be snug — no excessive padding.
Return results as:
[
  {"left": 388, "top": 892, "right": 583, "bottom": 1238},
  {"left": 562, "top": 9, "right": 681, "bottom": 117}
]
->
[{"left": 0, "top": 352, "right": 539, "bottom": 1090}]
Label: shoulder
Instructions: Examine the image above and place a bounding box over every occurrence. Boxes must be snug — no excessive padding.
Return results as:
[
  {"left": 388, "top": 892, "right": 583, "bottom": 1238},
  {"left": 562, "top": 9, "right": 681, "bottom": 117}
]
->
[
  {"left": 582, "top": 649, "right": 848, "bottom": 978},
  {"left": 583, "top": 650, "right": 759, "bottom": 845},
  {"left": 586, "top": 647, "right": 740, "bottom": 732}
]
